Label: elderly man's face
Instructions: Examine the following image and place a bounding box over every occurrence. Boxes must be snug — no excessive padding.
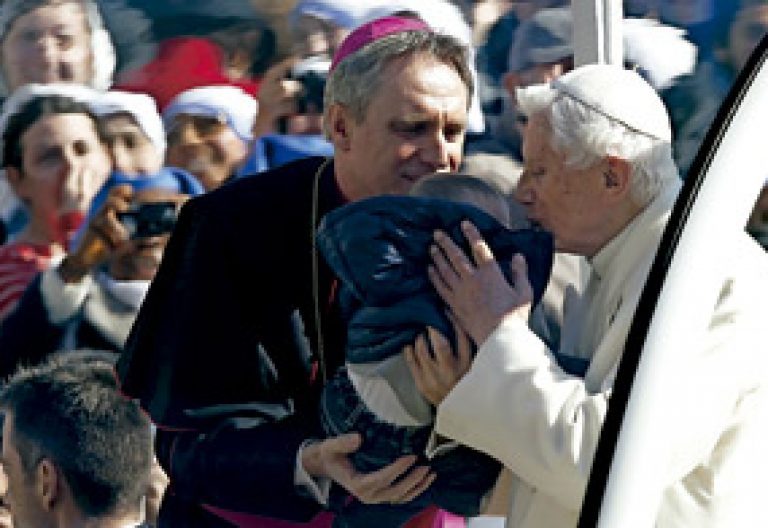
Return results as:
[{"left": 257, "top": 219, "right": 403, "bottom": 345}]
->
[
  {"left": 515, "top": 113, "right": 609, "bottom": 256},
  {"left": 165, "top": 114, "right": 249, "bottom": 192},
  {"left": 332, "top": 53, "right": 468, "bottom": 201},
  {"left": 1, "top": 2, "right": 93, "bottom": 91}
]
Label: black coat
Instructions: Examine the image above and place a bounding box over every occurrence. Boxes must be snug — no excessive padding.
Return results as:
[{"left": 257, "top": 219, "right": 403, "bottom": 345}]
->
[
  {"left": 0, "top": 273, "right": 130, "bottom": 379},
  {"left": 117, "top": 157, "right": 347, "bottom": 524}
]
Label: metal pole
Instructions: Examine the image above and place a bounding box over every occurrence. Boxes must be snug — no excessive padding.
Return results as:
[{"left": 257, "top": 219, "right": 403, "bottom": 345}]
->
[{"left": 572, "top": 0, "right": 623, "bottom": 66}]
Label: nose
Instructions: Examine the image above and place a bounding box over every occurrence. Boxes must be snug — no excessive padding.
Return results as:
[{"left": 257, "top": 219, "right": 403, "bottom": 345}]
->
[
  {"left": 33, "top": 35, "right": 58, "bottom": 63},
  {"left": 514, "top": 170, "right": 534, "bottom": 203},
  {"left": 112, "top": 144, "right": 135, "bottom": 175},
  {"left": 422, "top": 131, "right": 454, "bottom": 172},
  {"left": 59, "top": 154, "right": 87, "bottom": 209},
  {"left": 170, "top": 119, "right": 204, "bottom": 148}
]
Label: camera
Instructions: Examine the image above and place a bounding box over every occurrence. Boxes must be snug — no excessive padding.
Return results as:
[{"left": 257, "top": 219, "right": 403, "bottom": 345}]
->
[
  {"left": 117, "top": 202, "right": 178, "bottom": 239},
  {"left": 289, "top": 56, "right": 331, "bottom": 114}
]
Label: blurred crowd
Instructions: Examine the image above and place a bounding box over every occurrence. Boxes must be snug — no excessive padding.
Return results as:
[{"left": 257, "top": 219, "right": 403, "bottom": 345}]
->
[{"left": 0, "top": 1, "right": 766, "bottom": 527}]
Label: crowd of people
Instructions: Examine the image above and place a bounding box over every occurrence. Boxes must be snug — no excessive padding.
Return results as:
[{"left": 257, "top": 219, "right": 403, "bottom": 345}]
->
[{"left": 0, "top": 1, "right": 766, "bottom": 527}]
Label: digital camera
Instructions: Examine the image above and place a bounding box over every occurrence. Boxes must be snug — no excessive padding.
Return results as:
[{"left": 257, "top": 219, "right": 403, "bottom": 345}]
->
[
  {"left": 289, "top": 56, "right": 331, "bottom": 114},
  {"left": 117, "top": 202, "right": 178, "bottom": 239}
]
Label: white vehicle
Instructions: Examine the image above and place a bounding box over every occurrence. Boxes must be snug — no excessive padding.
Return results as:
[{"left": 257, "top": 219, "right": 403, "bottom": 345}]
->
[{"left": 581, "top": 33, "right": 768, "bottom": 527}]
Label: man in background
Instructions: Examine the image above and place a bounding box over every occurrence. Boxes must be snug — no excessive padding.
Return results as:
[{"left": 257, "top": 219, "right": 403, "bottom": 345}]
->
[{"left": 0, "top": 352, "right": 152, "bottom": 528}]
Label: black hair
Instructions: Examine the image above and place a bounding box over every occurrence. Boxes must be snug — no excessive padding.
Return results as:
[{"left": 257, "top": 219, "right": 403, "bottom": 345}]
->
[
  {"left": 410, "top": 172, "right": 507, "bottom": 203},
  {"left": 2, "top": 95, "right": 105, "bottom": 170},
  {"left": 410, "top": 172, "right": 511, "bottom": 226},
  {"left": 0, "top": 355, "right": 151, "bottom": 518}
]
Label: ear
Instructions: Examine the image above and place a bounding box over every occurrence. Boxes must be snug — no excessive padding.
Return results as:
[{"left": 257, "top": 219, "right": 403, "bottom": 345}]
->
[
  {"left": 602, "top": 156, "right": 631, "bottom": 201},
  {"left": 36, "top": 458, "right": 60, "bottom": 511},
  {"left": 325, "top": 103, "right": 353, "bottom": 151},
  {"left": 5, "top": 166, "right": 22, "bottom": 189},
  {"left": 502, "top": 72, "right": 522, "bottom": 98},
  {"left": 5, "top": 167, "right": 27, "bottom": 199}
]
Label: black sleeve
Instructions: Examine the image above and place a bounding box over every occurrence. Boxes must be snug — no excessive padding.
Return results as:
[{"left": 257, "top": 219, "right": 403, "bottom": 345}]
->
[
  {"left": 155, "top": 413, "right": 323, "bottom": 521},
  {"left": 0, "top": 274, "right": 66, "bottom": 379},
  {"left": 117, "top": 188, "right": 320, "bottom": 518}
]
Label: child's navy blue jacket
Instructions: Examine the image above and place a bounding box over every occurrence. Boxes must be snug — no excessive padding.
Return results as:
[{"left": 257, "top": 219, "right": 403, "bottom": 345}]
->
[{"left": 316, "top": 195, "right": 555, "bottom": 364}]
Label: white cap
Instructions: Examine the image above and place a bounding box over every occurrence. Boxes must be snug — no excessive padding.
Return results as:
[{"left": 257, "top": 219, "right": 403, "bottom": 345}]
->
[
  {"left": 89, "top": 90, "right": 166, "bottom": 156},
  {"left": 0, "top": 83, "right": 101, "bottom": 139},
  {"left": 162, "top": 86, "right": 259, "bottom": 141},
  {"left": 551, "top": 64, "right": 672, "bottom": 142}
]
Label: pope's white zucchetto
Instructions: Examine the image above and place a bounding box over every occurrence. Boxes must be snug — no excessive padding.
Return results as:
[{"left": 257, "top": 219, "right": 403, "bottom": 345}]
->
[{"left": 549, "top": 64, "right": 672, "bottom": 143}]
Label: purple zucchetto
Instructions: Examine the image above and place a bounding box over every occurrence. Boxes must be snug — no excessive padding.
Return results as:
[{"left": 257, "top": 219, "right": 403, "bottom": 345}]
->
[{"left": 329, "top": 15, "right": 431, "bottom": 72}]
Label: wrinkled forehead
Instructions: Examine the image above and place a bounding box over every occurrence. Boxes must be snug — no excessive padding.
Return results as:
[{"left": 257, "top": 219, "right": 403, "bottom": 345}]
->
[
  {"left": 520, "top": 112, "right": 556, "bottom": 158},
  {"left": 380, "top": 52, "right": 470, "bottom": 103}
]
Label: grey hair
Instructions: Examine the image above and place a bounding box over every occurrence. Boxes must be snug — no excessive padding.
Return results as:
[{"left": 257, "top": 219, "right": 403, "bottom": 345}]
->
[
  {"left": 322, "top": 29, "right": 473, "bottom": 137},
  {"left": 516, "top": 83, "right": 679, "bottom": 206}
]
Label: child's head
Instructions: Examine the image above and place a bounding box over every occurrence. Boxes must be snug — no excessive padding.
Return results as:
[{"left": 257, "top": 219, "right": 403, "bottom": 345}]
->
[
  {"left": 2, "top": 87, "right": 111, "bottom": 247},
  {"left": 409, "top": 172, "right": 511, "bottom": 227}
]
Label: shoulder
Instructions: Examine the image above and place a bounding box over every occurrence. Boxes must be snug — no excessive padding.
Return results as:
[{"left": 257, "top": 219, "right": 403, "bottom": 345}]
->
[
  {"left": 170, "top": 157, "right": 331, "bottom": 252},
  {"left": 0, "top": 243, "right": 51, "bottom": 319},
  {"left": 187, "top": 157, "right": 328, "bottom": 216},
  {"left": 0, "top": 242, "right": 51, "bottom": 270}
]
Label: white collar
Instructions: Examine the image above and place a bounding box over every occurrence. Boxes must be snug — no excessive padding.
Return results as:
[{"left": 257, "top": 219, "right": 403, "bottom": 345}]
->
[{"left": 95, "top": 271, "right": 150, "bottom": 310}]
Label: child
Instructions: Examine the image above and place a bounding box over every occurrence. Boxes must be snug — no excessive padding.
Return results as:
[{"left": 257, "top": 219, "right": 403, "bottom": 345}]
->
[{"left": 315, "top": 173, "right": 554, "bottom": 526}]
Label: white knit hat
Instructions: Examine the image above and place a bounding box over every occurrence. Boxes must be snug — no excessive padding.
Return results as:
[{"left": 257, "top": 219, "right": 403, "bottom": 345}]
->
[
  {"left": 0, "top": 83, "right": 100, "bottom": 139},
  {"left": 162, "top": 86, "right": 259, "bottom": 142},
  {"left": 551, "top": 64, "right": 672, "bottom": 142},
  {"left": 89, "top": 90, "right": 166, "bottom": 155}
]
